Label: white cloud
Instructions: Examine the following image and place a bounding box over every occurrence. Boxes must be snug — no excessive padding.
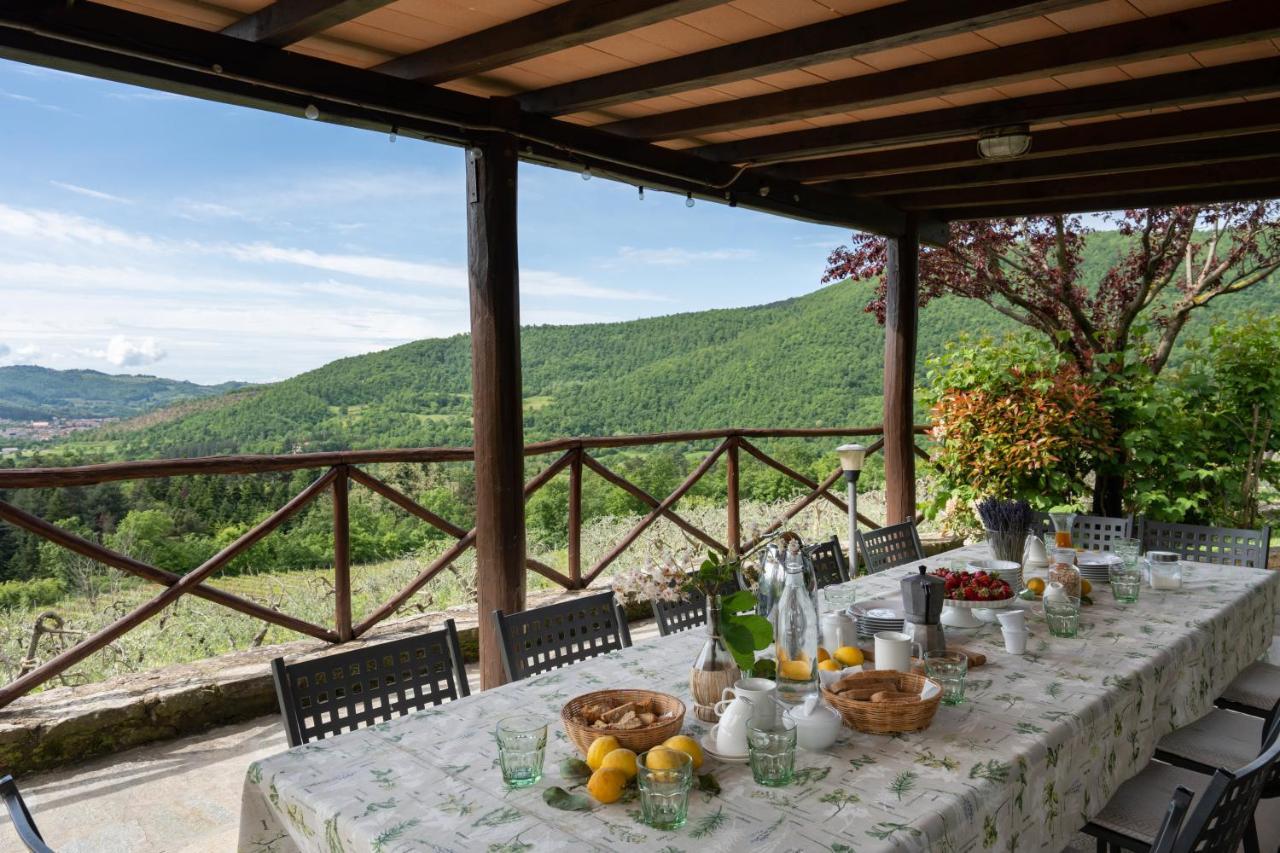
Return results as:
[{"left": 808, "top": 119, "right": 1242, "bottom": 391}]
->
[
  {"left": 0, "top": 203, "right": 155, "bottom": 251},
  {"left": 97, "top": 336, "right": 167, "bottom": 367},
  {"left": 614, "top": 246, "right": 757, "bottom": 266},
  {"left": 0, "top": 343, "right": 8, "bottom": 357},
  {"left": 106, "top": 90, "right": 181, "bottom": 102},
  {"left": 50, "top": 181, "right": 133, "bottom": 204},
  {"left": 231, "top": 243, "right": 466, "bottom": 288}
]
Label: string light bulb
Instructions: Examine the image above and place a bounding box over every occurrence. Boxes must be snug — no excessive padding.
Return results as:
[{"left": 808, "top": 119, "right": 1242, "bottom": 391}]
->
[
  {"left": 685, "top": 192, "right": 695, "bottom": 208},
  {"left": 389, "top": 126, "right": 398, "bottom": 144},
  {"left": 581, "top": 165, "right": 592, "bottom": 181},
  {"left": 304, "top": 103, "right": 320, "bottom": 120},
  {"left": 638, "top": 185, "right": 645, "bottom": 201}
]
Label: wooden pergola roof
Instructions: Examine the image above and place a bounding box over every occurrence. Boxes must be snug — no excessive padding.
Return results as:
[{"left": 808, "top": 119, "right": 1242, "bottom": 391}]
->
[{"left": 3, "top": 0, "right": 1279, "bottom": 246}]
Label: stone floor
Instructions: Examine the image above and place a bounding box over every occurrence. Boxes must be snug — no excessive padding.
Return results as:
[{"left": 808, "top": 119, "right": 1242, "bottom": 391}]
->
[{"left": 2, "top": 628, "right": 1277, "bottom": 852}]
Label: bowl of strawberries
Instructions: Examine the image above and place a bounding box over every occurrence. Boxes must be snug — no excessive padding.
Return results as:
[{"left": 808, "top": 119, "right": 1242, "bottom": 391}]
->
[{"left": 932, "top": 568, "right": 1016, "bottom": 628}]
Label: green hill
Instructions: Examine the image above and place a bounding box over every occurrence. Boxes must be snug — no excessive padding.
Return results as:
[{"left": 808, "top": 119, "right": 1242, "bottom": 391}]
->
[{"left": 0, "top": 366, "right": 247, "bottom": 421}]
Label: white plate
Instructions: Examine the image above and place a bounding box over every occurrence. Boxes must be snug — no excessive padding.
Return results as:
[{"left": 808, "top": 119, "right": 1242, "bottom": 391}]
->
[
  {"left": 865, "top": 607, "right": 902, "bottom": 620},
  {"left": 1077, "top": 552, "right": 1122, "bottom": 567},
  {"left": 701, "top": 725, "right": 749, "bottom": 764}
]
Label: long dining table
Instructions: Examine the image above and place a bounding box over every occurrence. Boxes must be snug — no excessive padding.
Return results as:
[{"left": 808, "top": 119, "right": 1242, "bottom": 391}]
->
[{"left": 238, "top": 544, "right": 1278, "bottom": 852}]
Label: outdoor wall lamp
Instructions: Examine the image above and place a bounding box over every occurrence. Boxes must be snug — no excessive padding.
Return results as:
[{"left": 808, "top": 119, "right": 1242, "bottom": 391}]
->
[{"left": 837, "top": 443, "right": 867, "bottom": 574}]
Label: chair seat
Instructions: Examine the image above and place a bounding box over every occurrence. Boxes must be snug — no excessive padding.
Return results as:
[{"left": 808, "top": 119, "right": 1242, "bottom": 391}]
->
[
  {"left": 1221, "top": 662, "right": 1280, "bottom": 713},
  {"left": 1089, "top": 762, "right": 1211, "bottom": 844},
  {"left": 1157, "top": 708, "right": 1264, "bottom": 771}
]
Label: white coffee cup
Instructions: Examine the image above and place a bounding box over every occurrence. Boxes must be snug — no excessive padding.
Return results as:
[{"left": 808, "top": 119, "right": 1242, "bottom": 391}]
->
[
  {"left": 996, "top": 609, "right": 1027, "bottom": 631},
  {"left": 712, "top": 695, "right": 752, "bottom": 755},
  {"left": 721, "top": 677, "right": 778, "bottom": 728},
  {"left": 874, "top": 631, "right": 922, "bottom": 672},
  {"left": 1002, "top": 628, "right": 1029, "bottom": 654}
]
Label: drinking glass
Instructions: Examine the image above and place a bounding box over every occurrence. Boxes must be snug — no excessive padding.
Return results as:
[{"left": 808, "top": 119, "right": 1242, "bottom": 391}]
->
[
  {"left": 1109, "top": 560, "right": 1141, "bottom": 604},
  {"left": 495, "top": 715, "right": 547, "bottom": 788},
  {"left": 637, "top": 748, "right": 693, "bottom": 829},
  {"left": 747, "top": 717, "right": 797, "bottom": 787},
  {"left": 1113, "top": 537, "right": 1141, "bottom": 567},
  {"left": 1044, "top": 596, "right": 1080, "bottom": 638},
  {"left": 923, "top": 650, "right": 967, "bottom": 706}
]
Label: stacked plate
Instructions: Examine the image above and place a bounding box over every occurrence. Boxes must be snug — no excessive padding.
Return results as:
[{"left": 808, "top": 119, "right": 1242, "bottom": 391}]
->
[
  {"left": 1076, "top": 551, "right": 1121, "bottom": 585},
  {"left": 848, "top": 602, "right": 905, "bottom": 638},
  {"left": 966, "top": 559, "right": 1022, "bottom": 592}
]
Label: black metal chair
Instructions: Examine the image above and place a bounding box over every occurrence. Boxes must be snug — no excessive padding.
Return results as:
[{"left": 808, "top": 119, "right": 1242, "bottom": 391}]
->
[
  {"left": 1084, "top": 700, "right": 1280, "bottom": 853},
  {"left": 1, "top": 775, "right": 51, "bottom": 853},
  {"left": 493, "top": 590, "right": 631, "bottom": 681},
  {"left": 855, "top": 521, "right": 924, "bottom": 574},
  {"left": 651, "top": 579, "right": 741, "bottom": 638},
  {"left": 1217, "top": 661, "right": 1280, "bottom": 719},
  {"left": 271, "top": 619, "right": 470, "bottom": 747},
  {"left": 805, "top": 535, "right": 849, "bottom": 588},
  {"left": 1139, "top": 520, "right": 1271, "bottom": 568},
  {"left": 1032, "top": 512, "right": 1134, "bottom": 552}
]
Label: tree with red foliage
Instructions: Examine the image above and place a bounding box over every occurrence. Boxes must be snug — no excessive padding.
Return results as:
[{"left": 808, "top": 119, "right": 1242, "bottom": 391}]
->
[{"left": 824, "top": 203, "right": 1280, "bottom": 513}]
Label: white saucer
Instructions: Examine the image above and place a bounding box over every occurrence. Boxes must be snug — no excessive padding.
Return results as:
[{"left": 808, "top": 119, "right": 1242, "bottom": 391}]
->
[{"left": 700, "top": 725, "right": 749, "bottom": 764}]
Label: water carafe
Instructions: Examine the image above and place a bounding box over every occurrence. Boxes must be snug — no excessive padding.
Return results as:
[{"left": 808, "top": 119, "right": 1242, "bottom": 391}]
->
[{"left": 774, "top": 546, "right": 819, "bottom": 704}]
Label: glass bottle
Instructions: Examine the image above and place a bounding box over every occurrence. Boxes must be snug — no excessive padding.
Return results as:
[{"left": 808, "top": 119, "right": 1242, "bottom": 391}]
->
[
  {"left": 774, "top": 550, "right": 819, "bottom": 705},
  {"left": 689, "top": 594, "right": 741, "bottom": 722},
  {"left": 1049, "top": 512, "right": 1077, "bottom": 549},
  {"left": 756, "top": 544, "right": 785, "bottom": 624}
]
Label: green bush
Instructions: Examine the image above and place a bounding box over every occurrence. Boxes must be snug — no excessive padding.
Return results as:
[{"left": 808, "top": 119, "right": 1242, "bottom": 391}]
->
[{"left": 0, "top": 577, "right": 67, "bottom": 610}]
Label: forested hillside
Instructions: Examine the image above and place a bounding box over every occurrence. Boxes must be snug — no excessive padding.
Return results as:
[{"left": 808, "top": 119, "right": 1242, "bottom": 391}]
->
[{"left": 0, "top": 366, "right": 245, "bottom": 420}]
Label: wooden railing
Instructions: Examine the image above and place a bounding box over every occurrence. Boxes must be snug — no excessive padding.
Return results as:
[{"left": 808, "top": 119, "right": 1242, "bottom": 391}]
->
[{"left": 0, "top": 424, "right": 931, "bottom": 708}]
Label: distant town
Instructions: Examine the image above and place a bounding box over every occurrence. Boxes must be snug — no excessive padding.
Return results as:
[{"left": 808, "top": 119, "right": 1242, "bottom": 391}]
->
[{"left": 0, "top": 417, "right": 113, "bottom": 452}]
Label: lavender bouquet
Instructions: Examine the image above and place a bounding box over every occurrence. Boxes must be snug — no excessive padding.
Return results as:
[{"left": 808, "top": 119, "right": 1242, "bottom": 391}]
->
[{"left": 975, "top": 497, "right": 1034, "bottom": 564}]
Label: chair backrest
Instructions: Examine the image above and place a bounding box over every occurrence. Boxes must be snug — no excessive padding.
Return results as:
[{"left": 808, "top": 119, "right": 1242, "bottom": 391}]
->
[
  {"left": 1161, "top": 718, "right": 1280, "bottom": 853},
  {"left": 1031, "top": 512, "right": 1133, "bottom": 552},
  {"left": 271, "top": 619, "right": 470, "bottom": 747},
  {"left": 856, "top": 521, "right": 924, "bottom": 575},
  {"left": 651, "top": 579, "right": 740, "bottom": 638},
  {"left": 493, "top": 590, "right": 632, "bottom": 681},
  {"left": 1140, "top": 520, "right": 1271, "bottom": 568},
  {"left": 1, "top": 776, "right": 51, "bottom": 853},
  {"left": 805, "top": 536, "right": 849, "bottom": 588}
]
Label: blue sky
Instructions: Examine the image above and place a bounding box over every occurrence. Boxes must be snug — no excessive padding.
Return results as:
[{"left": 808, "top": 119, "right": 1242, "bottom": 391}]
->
[{"left": 0, "top": 58, "right": 861, "bottom": 385}]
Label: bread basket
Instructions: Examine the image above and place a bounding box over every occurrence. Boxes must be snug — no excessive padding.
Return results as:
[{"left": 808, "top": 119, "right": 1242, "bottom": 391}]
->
[
  {"left": 820, "top": 670, "right": 941, "bottom": 734},
  {"left": 561, "top": 689, "right": 685, "bottom": 756}
]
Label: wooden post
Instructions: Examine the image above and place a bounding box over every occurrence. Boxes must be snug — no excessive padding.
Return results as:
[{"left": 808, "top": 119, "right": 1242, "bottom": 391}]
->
[
  {"left": 883, "top": 216, "right": 919, "bottom": 525},
  {"left": 726, "top": 438, "right": 740, "bottom": 556},
  {"left": 467, "top": 133, "right": 527, "bottom": 690},
  {"left": 568, "top": 448, "right": 582, "bottom": 588},
  {"left": 333, "top": 465, "right": 353, "bottom": 642}
]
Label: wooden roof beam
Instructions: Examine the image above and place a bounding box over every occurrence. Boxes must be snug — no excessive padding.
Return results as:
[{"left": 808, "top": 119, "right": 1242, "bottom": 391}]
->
[
  {"left": 937, "top": 181, "right": 1280, "bottom": 220},
  {"left": 699, "top": 57, "right": 1280, "bottom": 164},
  {"left": 221, "top": 0, "right": 394, "bottom": 47},
  {"left": 602, "top": 0, "right": 1280, "bottom": 140},
  {"left": 518, "top": 0, "right": 1095, "bottom": 115},
  {"left": 374, "top": 0, "right": 729, "bottom": 84},
  {"left": 837, "top": 131, "right": 1280, "bottom": 196},
  {"left": 892, "top": 155, "right": 1280, "bottom": 210},
  {"left": 774, "top": 100, "right": 1280, "bottom": 183}
]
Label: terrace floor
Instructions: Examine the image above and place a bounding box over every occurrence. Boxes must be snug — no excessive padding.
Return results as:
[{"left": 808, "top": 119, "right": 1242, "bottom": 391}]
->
[{"left": 3, "top": 628, "right": 1278, "bottom": 852}]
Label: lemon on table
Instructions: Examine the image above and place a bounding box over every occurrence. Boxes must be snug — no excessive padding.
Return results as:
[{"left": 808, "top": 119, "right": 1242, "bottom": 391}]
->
[
  {"left": 643, "top": 746, "right": 686, "bottom": 771},
  {"left": 779, "top": 659, "right": 814, "bottom": 680},
  {"left": 817, "top": 647, "right": 831, "bottom": 663},
  {"left": 833, "top": 646, "right": 864, "bottom": 667},
  {"left": 661, "top": 735, "right": 703, "bottom": 770},
  {"left": 1027, "top": 577, "right": 1046, "bottom": 596},
  {"left": 600, "top": 747, "right": 638, "bottom": 780},
  {"left": 818, "top": 659, "right": 840, "bottom": 672},
  {"left": 1081, "top": 579, "right": 1093, "bottom": 595},
  {"left": 587, "top": 767, "right": 627, "bottom": 803},
  {"left": 587, "top": 735, "right": 620, "bottom": 771}
]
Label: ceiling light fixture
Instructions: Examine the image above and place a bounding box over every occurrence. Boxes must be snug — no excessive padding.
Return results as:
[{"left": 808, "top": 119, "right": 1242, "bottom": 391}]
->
[{"left": 977, "top": 124, "right": 1031, "bottom": 160}]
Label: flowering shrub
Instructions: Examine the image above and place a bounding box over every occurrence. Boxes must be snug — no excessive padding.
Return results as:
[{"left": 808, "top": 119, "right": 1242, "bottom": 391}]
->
[{"left": 610, "top": 549, "right": 698, "bottom": 605}]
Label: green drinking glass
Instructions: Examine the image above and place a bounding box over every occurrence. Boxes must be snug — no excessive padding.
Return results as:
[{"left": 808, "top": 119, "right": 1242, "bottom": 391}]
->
[
  {"left": 495, "top": 715, "right": 547, "bottom": 788},
  {"left": 637, "top": 748, "right": 693, "bottom": 829},
  {"left": 923, "top": 650, "right": 968, "bottom": 706},
  {"left": 748, "top": 717, "right": 797, "bottom": 787}
]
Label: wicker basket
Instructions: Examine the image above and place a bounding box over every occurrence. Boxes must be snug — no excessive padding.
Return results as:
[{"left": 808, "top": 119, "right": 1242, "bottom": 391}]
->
[
  {"left": 561, "top": 689, "right": 686, "bottom": 756},
  {"left": 820, "top": 670, "right": 941, "bottom": 734}
]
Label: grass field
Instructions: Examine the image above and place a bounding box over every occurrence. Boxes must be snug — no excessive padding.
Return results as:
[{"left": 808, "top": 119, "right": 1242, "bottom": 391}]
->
[{"left": 0, "top": 495, "right": 893, "bottom": 693}]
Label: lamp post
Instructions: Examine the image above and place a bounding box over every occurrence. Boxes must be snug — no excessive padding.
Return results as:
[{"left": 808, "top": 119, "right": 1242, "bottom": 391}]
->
[{"left": 836, "top": 443, "right": 867, "bottom": 575}]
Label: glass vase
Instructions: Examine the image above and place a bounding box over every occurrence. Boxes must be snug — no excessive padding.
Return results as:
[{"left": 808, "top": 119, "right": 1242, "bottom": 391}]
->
[
  {"left": 1049, "top": 512, "right": 1077, "bottom": 549},
  {"left": 689, "top": 594, "right": 741, "bottom": 723},
  {"left": 985, "top": 527, "right": 1027, "bottom": 564}
]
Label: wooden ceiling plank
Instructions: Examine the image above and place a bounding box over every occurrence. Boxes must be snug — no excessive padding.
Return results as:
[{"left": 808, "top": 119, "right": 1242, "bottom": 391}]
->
[
  {"left": 837, "top": 130, "right": 1280, "bottom": 194},
  {"left": 221, "top": 0, "right": 395, "bottom": 47},
  {"left": 517, "top": 0, "right": 1099, "bottom": 115},
  {"left": 374, "top": 0, "right": 730, "bottom": 84},
  {"left": 601, "top": 0, "right": 1280, "bottom": 140},
  {"left": 936, "top": 180, "right": 1280, "bottom": 220},
  {"left": 891, "top": 154, "right": 1280, "bottom": 209},
  {"left": 698, "top": 56, "right": 1280, "bottom": 163}
]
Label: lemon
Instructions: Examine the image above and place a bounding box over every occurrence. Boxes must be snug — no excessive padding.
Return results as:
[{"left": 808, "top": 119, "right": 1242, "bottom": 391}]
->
[
  {"left": 1081, "top": 579, "right": 1093, "bottom": 595},
  {"left": 587, "top": 767, "right": 627, "bottom": 803},
  {"left": 600, "top": 747, "right": 637, "bottom": 780},
  {"left": 780, "top": 659, "right": 814, "bottom": 680},
  {"left": 661, "top": 734, "right": 703, "bottom": 770},
  {"left": 643, "top": 746, "right": 686, "bottom": 771},
  {"left": 1027, "top": 577, "right": 1046, "bottom": 596},
  {"left": 817, "top": 659, "right": 840, "bottom": 672},
  {"left": 817, "top": 647, "right": 831, "bottom": 663},
  {"left": 833, "top": 646, "right": 864, "bottom": 667},
  {"left": 587, "top": 735, "right": 620, "bottom": 771}
]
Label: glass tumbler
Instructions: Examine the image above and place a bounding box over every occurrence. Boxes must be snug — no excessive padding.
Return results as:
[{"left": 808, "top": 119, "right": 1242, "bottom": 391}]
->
[
  {"left": 748, "top": 717, "right": 797, "bottom": 787},
  {"left": 1044, "top": 595, "right": 1080, "bottom": 638},
  {"left": 923, "top": 650, "right": 968, "bottom": 706},
  {"left": 637, "top": 748, "right": 693, "bottom": 829},
  {"left": 495, "top": 715, "right": 547, "bottom": 788},
  {"left": 1109, "top": 560, "right": 1141, "bottom": 604},
  {"left": 1113, "top": 537, "right": 1141, "bottom": 566}
]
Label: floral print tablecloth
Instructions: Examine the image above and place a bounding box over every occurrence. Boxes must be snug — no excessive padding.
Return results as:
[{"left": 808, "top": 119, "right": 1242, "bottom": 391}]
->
[{"left": 239, "top": 546, "right": 1277, "bottom": 853}]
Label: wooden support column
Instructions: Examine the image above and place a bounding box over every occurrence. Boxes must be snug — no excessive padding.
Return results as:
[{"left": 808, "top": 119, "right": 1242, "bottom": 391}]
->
[
  {"left": 467, "top": 133, "right": 526, "bottom": 690},
  {"left": 332, "top": 464, "right": 353, "bottom": 641},
  {"left": 725, "top": 438, "right": 740, "bottom": 556},
  {"left": 568, "top": 448, "right": 583, "bottom": 588},
  {"left": 882, "top": 216, "right": 919, "bottom": 524}
]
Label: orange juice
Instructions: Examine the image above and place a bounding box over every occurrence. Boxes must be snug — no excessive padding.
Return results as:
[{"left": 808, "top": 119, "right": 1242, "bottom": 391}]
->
[{"left": 1054, "top": 530, "right": 1073, "bottom": 548}]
